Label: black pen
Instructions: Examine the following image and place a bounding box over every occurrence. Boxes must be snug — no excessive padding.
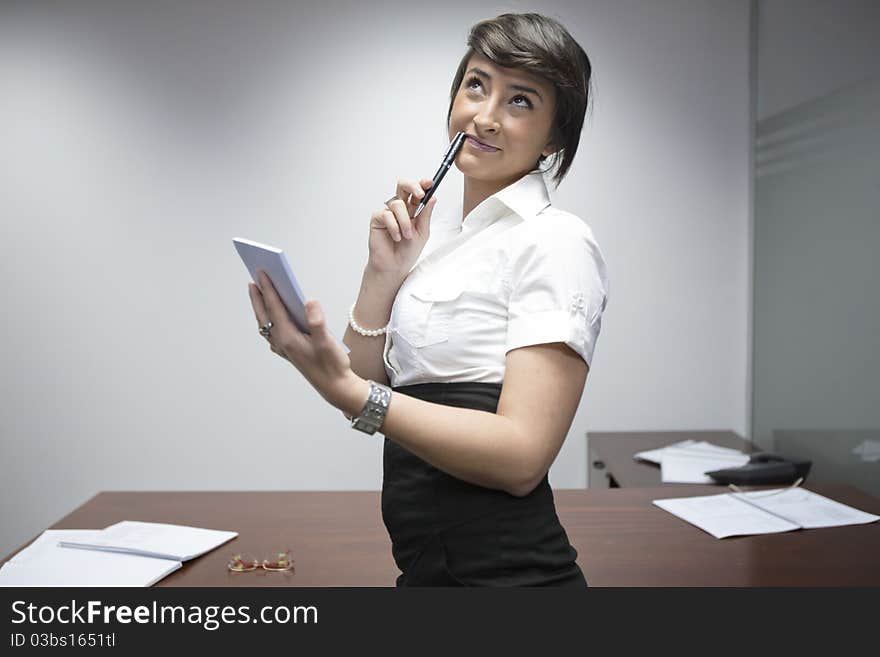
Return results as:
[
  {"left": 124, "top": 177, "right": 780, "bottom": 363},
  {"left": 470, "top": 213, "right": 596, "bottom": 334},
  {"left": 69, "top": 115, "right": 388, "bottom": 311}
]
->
[{"left": 413, "top": 131, "right": 467, "bottom": 218}]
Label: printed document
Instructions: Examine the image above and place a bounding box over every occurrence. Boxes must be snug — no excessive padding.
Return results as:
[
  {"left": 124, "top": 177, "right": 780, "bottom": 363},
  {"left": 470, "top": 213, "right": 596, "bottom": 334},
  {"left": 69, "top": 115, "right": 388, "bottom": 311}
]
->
[{"left": 653, "top": 487, "right": 880, "bottom": 538}]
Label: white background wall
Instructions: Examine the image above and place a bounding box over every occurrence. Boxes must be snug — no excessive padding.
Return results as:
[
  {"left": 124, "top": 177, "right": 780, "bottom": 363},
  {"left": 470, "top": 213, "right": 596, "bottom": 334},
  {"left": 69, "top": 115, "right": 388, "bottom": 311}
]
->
[{"left": 0, "top": 0, "right": 751, "bottom": 557}]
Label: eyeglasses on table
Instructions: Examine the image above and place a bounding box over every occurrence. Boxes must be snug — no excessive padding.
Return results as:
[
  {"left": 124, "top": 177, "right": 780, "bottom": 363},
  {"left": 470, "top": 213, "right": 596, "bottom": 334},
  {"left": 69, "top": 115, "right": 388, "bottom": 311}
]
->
[{"left": 227, "top": 550, "right": 294, "bottom": 573}]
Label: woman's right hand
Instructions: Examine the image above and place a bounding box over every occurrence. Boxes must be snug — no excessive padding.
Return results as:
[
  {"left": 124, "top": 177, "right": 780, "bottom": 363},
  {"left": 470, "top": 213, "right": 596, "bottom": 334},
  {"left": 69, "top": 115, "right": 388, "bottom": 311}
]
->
[{"left": 367, "top": 177, "right": 438, "bottom": 278}]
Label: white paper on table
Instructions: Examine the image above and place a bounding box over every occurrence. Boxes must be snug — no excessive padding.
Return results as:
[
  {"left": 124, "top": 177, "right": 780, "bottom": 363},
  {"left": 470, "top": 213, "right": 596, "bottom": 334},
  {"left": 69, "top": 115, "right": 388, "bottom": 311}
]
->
[
  {"left": 58, "top": 521, "right": 237, "bottom": 562},
  {"left": 0, "top": 530, "right": 181, "bottom": 587},
  {"left": 634, "top": 440, "right": 746, "bottom": 466},
  {"left": 633, "top": 439, "right": 697, "bottom": 464},
  {"left": 653, "top": 493, "right": 801, "bottom": 538},
  {"left": 653, "top": 488, "right": 880, "bottom": 539},
  {"left": 734, "top": 488, "right": 880, "bottom": 529},
  {"left": 682, "top": 442, "right": 749, "bottom": 456},
  {"left": 660, "top": 447, "right": 750, "bottom": 483}
]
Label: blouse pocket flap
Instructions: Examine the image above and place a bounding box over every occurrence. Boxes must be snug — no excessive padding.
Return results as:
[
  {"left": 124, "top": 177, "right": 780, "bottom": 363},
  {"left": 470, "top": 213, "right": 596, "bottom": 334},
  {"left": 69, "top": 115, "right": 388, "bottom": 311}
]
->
[
  {"left": 395, "top": 286, "right": 462, "bottom": 348},
  {"left": 409, "top": 287, "right": 464, "bottom": 303}
]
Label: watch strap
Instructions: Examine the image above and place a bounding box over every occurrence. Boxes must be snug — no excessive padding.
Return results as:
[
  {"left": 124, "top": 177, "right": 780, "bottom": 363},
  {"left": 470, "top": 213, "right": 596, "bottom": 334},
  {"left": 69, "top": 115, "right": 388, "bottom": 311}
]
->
[{"left": 350, "top": 380, "right": 392, "bottom": 435}]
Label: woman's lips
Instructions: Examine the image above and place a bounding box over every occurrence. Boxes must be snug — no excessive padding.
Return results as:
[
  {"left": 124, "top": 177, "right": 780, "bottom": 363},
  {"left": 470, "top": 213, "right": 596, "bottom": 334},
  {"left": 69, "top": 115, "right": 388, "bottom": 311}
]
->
[{"left": 466, "top": 135, "right": 500, "bottom": 152}]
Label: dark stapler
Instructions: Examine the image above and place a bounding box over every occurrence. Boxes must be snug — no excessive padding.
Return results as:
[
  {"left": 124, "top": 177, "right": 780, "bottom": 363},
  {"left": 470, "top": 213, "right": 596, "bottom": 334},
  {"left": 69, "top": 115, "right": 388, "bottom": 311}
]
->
[{"left": 705, "top": 452, "right": 812, "bottom": 486}]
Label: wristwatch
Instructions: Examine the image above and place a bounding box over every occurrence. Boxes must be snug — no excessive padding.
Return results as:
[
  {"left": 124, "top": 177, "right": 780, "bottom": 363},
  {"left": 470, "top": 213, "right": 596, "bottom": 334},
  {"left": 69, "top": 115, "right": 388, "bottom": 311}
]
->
[{"left": 350, "top": 380, "right": 392, "bottom": 435}]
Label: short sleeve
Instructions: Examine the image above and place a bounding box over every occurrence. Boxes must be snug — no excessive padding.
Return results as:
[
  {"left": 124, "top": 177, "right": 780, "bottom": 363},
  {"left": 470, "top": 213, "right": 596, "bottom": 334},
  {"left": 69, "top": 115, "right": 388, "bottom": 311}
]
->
[{"left": 505, "top": 217, "right": 609, "bottom": 367}]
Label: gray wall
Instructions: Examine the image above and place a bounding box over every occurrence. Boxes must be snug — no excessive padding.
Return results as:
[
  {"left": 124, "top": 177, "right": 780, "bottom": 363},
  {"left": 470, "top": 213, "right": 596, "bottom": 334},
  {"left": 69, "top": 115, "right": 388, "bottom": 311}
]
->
[
  {"left": 0, "top": 0, "right": 751, "bottom": 557},
  {"left": 753, "top": 1, "right": 880, "bottom": 448},
  {"left": 756, "top": 0, "right": 880, "bottom": 120}
]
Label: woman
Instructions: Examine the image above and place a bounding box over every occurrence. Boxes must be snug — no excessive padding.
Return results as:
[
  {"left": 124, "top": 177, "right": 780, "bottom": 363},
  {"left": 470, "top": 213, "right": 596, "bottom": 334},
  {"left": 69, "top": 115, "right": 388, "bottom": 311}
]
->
[{"left": 248, "top": 13, "right": 608, "bottom": 586}]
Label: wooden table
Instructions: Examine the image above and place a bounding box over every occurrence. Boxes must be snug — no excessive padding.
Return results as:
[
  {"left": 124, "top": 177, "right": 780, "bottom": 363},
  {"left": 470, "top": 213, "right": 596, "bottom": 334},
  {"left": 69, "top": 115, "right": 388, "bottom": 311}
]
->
[{"left": 4, "top": 485, "right": 879, "bottom": 586}]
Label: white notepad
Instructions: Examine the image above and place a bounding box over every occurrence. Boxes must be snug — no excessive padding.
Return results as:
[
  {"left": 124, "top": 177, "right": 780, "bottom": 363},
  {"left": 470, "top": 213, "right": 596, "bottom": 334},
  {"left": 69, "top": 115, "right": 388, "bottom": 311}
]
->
[
  {"left": 58, "top": 521, "right": 237, "bottom": 562},
  {"left": 653, "top": 488, "right": 880, "bottom": 539},
  {"left": 233, "top": 237, "right": 349, "bottom": 354},
  {"left": 0, "top": 530, "right": 181, "bottom": 587}
]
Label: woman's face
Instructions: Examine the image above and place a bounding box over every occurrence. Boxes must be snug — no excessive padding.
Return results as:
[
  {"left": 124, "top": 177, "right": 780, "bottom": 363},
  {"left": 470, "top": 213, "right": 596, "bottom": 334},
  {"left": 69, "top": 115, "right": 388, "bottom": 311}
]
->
[{"left": 448, "top": 53, "right": 557, "bottom": 187}]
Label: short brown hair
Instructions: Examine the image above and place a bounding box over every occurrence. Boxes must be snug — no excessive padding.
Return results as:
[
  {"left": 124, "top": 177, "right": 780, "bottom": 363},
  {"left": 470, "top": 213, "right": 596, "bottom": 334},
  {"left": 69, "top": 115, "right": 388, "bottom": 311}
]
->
[{"left": 447, "top": 13, "right": 593, "bottom": 186}]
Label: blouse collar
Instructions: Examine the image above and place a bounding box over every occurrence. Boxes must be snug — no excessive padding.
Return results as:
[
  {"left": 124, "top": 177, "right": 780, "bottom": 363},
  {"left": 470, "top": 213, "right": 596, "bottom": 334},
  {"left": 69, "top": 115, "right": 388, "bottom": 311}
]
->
[
  {"left": 493, "top": 169, "right": 553, "bottom": 221},
  {"left": 413, "top": 170, "right": 553, "bottom": 274},
  {"left": 460, "top": 169, "right": 552, "bottom": 233}
]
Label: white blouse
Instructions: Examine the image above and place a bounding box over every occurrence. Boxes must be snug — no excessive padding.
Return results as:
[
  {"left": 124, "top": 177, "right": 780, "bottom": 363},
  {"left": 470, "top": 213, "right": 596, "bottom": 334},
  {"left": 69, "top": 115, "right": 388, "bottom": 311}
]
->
[{"left": 382, "top": 169, "right": 609, "bottom": 388}]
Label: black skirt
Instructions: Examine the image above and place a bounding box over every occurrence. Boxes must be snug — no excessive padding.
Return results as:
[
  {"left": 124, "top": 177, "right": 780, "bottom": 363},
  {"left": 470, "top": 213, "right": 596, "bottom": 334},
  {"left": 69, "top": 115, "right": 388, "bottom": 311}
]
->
[{"left": 382, "top": 381, "right": 588, "bottom": 587}]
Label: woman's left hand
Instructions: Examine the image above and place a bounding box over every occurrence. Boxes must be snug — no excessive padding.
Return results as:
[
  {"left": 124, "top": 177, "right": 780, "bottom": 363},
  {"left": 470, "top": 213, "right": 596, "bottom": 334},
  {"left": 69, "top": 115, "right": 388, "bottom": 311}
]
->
[{"left": 248, "top": 270, "right": 367, "bottom": 415}]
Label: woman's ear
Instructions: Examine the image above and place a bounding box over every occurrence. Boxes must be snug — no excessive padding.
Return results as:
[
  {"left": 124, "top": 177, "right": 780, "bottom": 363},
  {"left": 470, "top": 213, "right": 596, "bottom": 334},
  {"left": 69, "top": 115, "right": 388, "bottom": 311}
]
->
[{"left": 541, "top": 138, "right": 558, "bottom": 159}]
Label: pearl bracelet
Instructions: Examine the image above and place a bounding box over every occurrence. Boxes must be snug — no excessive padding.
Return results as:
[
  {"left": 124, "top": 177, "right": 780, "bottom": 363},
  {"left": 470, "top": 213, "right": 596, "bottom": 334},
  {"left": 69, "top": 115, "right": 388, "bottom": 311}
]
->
[{"left": 349, "top": 303, "right": 388, "bottom": 337}]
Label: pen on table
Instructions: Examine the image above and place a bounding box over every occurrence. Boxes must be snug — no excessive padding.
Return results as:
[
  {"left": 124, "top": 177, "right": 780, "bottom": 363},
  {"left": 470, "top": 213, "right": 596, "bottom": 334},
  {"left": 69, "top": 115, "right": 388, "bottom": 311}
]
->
[{"left": 413, "top": 131, "right": 468, "bottom": 218}]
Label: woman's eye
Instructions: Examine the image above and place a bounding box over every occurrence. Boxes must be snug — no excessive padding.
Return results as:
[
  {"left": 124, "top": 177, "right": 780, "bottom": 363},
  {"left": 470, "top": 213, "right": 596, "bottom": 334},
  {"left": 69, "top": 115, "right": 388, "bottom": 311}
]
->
[{"left": 463, "top": 76, "right": 532, "bottom": 109}]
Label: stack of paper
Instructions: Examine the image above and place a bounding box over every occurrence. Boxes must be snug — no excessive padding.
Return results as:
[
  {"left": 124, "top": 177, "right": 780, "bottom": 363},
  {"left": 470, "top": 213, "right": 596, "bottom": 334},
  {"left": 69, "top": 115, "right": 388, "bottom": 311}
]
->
[
  {"left": 634, "top": 439, "right": 750, "bottom": 483},
  {"left": 653, "top": 487, "right": 880, "bottom": 539},
  {"left": 0, "top": 521, "right": 237, "bottom": 587}
]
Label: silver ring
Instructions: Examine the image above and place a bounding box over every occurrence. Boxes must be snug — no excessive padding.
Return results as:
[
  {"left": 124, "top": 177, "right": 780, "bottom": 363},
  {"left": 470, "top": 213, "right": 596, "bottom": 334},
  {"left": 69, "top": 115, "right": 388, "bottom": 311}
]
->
[
  {"left": 385, "top": 195, "right": 399, "bottom": 207},
  {"left": 259, "top": 321, "right": 273, "bottom": 338}
]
